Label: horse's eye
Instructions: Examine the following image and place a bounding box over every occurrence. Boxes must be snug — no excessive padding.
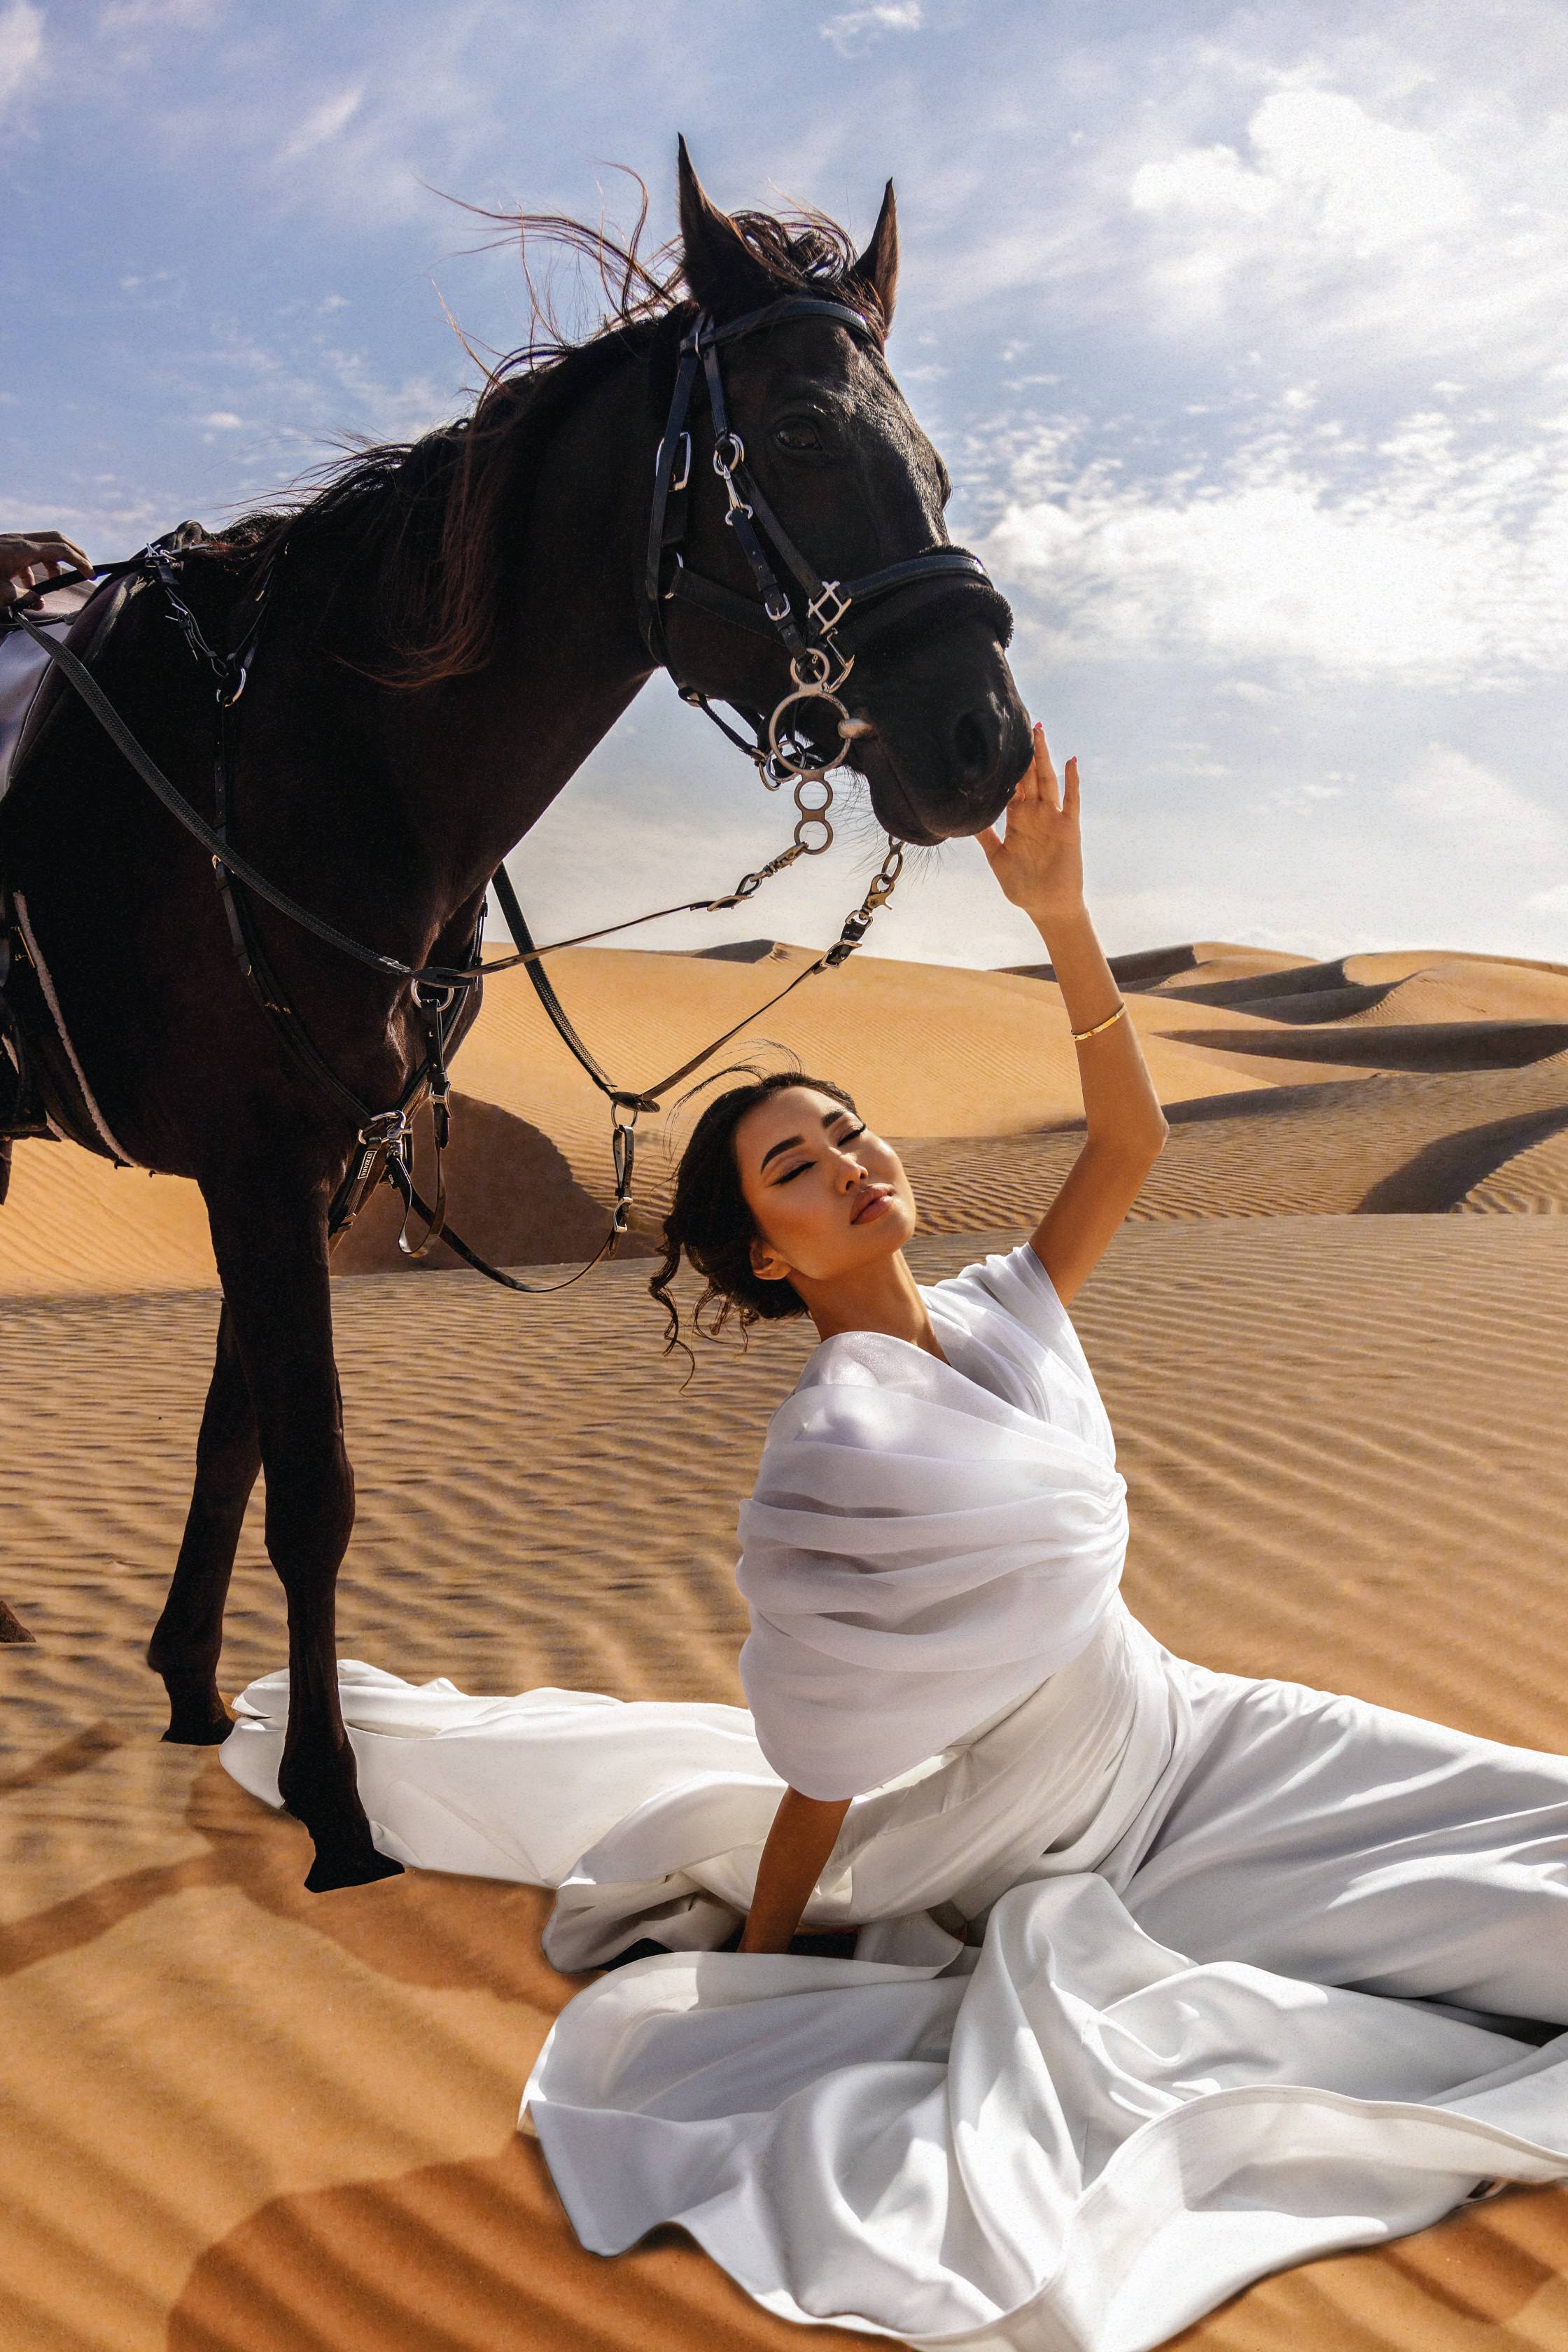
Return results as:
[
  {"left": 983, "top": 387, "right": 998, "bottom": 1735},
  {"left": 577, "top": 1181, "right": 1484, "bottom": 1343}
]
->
[{"left": 774, "top": 421, "right": 823, "bottom": 453}]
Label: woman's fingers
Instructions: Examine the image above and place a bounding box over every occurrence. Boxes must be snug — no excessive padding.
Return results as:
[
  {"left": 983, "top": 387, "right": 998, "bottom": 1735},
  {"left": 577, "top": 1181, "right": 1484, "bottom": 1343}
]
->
[
  {"left": 1011, "top": 724, "right": 1079, "bottom": 825},
  {"left": 1, "top": 531, "right": 93, "bottom": 597},
  {"left": 1015, "top": 720, "right": 1055, "bottom": 804},
  {"left": 1035, "top": 725, "right": 1060, "bottom": 812}
]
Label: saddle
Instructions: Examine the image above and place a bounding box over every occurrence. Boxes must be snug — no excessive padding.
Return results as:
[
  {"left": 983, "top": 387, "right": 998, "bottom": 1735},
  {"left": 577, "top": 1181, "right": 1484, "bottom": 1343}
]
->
[{"left": 0, "top": 561, "right": 147, "bottom": 1154}]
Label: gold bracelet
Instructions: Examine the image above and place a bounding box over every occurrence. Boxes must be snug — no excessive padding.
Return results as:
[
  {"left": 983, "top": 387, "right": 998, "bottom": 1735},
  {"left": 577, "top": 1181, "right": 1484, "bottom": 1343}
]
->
[{"left": 1071, "top": 1001, "right": 1127, "bottom": 1042}]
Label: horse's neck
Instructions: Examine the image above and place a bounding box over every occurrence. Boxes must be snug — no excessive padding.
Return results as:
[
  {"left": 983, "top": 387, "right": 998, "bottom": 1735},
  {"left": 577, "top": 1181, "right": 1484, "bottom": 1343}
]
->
[{"left": 369, "top": 352, "right": 657, "bottom": 920}]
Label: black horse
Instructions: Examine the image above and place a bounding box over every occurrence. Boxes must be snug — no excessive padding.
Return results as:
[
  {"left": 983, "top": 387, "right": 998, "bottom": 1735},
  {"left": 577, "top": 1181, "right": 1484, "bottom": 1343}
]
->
[{"left": 0, "top": 146, "right": 1029, "bottom": 1889}]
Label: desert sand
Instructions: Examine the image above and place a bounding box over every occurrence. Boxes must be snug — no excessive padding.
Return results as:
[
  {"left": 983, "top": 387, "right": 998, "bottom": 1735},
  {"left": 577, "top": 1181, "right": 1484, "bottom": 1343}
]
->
[{"left": 3, "top": 936, "right": 1567, "bottom": 2352}]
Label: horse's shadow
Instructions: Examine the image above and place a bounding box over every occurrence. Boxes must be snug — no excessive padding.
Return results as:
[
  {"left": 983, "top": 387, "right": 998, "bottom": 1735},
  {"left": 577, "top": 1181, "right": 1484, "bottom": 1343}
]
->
[{"left": 0, "top": 1734, "right": 568, "bottom": 2007}]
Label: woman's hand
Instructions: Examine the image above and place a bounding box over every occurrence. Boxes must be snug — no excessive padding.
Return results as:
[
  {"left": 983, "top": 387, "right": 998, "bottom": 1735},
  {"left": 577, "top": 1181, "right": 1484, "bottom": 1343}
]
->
[
  {"left": 1, "top": 532, "right": 92, "bottom": 603},
  {"left": 976, "top": 720, "right": 1083, "bottom": 927}
]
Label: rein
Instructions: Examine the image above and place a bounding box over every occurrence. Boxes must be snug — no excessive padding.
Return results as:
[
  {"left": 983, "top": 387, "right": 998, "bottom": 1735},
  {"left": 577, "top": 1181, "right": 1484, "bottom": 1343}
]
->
[{"left": 1, "top": 288, "right": 1006, "bottom": 1290}]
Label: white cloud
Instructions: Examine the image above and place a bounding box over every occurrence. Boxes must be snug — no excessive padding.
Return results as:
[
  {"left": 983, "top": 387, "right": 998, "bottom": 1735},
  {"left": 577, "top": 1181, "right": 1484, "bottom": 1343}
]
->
[
  {"left": 196, "top": 409, "right": 244, "bottom": 428},
  {"left": 319, "top": 349, "right": 452, "bottom": 442},
  {"left": 276, "top": 84, "right": 363, "bottom": 166},
  {"left": 1394, "top": 743, "right": 1566, "bottom": 860},
  {"left": 820, "top": 3, "right": 921, "bottom": 61},
  {"left": 1119, "top": 72, "right": 1568, "bottom": 382},
  {"left": 978, "top": 403, "right": 1568, "bottom": 685},
  {"left": 1131, "top": 91, "right": 1474, "bottom": 261},
  {"left": 0, "top": 0, "right": 43, "bottom": 111}
]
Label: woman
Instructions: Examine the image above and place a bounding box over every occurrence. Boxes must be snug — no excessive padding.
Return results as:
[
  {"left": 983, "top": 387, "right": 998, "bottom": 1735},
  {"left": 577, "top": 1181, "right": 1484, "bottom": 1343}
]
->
[{"left": 223, "top": 728, "right": 1568, "bottom": 2352}]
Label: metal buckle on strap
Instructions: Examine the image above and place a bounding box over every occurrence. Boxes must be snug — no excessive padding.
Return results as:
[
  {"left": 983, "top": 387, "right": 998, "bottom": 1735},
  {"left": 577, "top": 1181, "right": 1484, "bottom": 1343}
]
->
[
  {"left": 808, "top": 580, "right": 850, "bottom": 635},
  {"left": 357, "top": 1107, "right": 412, "bottom": 1149},
  {"left": 655, "top": 430, "right": 692, "bottom": 493}
]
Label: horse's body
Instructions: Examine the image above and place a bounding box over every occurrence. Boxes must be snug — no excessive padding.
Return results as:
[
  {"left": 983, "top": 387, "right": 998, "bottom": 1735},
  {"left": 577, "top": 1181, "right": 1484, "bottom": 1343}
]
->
[{"left": 0, "top": 152, "right": 1029, "bottom": 1887}]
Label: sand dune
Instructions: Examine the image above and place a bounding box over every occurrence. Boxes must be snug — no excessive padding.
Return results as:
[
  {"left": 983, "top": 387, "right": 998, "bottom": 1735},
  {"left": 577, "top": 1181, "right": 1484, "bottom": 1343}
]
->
[
  {"left": 1460, "top": 1119, "right": 1568, "bottom": 1216},
  {"left": 1219, "top": 967, "right": 1568, "bottom": 1030},
  {"left": 1162, "top": 1021, "right": 1568, "bottom": 1072},
  {"left": 904, "top": 1054, "right": 1568, "bottom": 1228},
  {"left": 9, "top": 937, "right": 1564, "bottom": 1298},
  {"left": 1152, "top": 948, "right": 1568, "bottom": 1014},
  {"left": 1009, "top": 939, "right": 1313, "bottom": 990},
  {"left": 453, "top": 943, "right": 1305, "bottom": 1155},
  {"left": 4, "top": 932, "right": 1568, "bottom": 2351},
  {"left": 332, "top": 1092, "right": 638, "bottom": 1278},
  {"left": 0, "top": 1128, "right": 218, "bottom": 1296}
]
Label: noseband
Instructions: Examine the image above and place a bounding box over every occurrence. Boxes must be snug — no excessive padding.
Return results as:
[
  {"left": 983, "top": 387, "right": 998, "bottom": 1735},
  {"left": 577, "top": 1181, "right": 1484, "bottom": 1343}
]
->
[{"left": 639, "top": 294, "right": 1009, "bottom": 855}]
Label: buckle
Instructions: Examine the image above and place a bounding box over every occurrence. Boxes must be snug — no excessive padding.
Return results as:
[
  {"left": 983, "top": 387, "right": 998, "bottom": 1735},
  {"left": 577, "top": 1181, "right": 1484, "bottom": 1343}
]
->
[
  {"left": 655, "top": 430, "right": 692, "bottom": 493},
  {"left": 808, "top": 580, "right": 850, "bottom": 634},
  {"left": 357, "top": 1107, "right": 411, "bottom": 1149}
]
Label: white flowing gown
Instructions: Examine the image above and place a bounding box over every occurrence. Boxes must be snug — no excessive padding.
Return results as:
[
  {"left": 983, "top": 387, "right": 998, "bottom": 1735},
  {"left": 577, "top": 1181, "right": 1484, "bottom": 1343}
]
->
[{"left": 222, "top": 1243, "right": 1568, "bottom": 2352}]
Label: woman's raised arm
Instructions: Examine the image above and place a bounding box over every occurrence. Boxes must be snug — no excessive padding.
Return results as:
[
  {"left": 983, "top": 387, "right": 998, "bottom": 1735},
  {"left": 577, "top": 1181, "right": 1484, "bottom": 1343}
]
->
[
  {"left": 738, "top": 1786, "right": 853, "bottom": 1954},
  {"left": 977, "top": 723, "right": 1168, "bottom": 1307}
]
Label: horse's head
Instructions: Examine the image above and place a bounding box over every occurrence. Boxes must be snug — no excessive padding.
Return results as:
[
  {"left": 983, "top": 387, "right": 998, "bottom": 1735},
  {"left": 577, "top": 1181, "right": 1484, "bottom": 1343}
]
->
[{"left": 657, "top": 146, "right": 1030, "bottom": 849}]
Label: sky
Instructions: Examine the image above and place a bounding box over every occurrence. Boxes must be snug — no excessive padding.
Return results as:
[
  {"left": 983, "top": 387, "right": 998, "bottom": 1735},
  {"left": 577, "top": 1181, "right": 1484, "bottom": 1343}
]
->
[{"left": 4, "top": 0, "right": 1567, "bottom": 972}]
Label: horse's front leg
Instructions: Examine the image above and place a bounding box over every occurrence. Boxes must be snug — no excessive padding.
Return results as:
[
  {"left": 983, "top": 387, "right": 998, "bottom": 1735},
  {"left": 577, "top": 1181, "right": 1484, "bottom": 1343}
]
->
[
  {"left": 147, "top": 1301, "right": 258, "bottom": 1742},
  {"left": 204, "top": 1168, "right": 401, "bottom": 1892}
]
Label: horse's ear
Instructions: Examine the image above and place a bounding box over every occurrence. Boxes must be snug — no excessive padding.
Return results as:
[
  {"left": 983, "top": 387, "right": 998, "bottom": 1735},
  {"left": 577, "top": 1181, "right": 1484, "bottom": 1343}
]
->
[
  {"left": 850, "top": 181, "right": 899, "bottom": 329},
  {"left": 676, "top": 135, "right": 776, "bottom": 314}
]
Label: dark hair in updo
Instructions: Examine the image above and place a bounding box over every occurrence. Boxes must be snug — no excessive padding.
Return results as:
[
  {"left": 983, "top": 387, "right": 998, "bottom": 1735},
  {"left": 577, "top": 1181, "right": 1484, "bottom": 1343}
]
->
[{"left": 650, "top": 1068, "right": 859, "bottom": 1372}]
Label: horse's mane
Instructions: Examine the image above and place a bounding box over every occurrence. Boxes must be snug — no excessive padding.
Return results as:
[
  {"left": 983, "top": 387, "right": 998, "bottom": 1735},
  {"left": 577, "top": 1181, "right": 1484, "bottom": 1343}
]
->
[{"left": 204, "top": 185, "right": 885, "bottom": 690}]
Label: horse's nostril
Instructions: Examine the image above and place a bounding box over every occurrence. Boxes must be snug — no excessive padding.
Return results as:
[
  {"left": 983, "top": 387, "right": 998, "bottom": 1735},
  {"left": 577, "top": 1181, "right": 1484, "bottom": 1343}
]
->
[{"left": 953, "top": 708, "right": 990, "bottom": 785}]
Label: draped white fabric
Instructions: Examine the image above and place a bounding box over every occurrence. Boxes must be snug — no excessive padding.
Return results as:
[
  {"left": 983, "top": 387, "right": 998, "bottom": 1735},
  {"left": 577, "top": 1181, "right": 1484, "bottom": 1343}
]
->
[
  {"left": 220, "top": 1242, "right": 1568, "bottom": 2351},
  {"left": 737, "top": 1245, "right": 1128, "bottom": 1798}
]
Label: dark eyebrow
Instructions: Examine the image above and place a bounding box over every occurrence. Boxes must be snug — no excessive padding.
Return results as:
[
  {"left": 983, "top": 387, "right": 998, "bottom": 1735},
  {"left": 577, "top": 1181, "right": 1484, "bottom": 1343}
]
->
[{"left": 758, "top": 1107, "right": 853, "bottom": 1174}]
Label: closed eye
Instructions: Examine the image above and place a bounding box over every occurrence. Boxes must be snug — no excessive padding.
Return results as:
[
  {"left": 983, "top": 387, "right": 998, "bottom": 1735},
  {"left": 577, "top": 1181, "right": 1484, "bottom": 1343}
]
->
[{"left": 773, "top": 1121, "right": 867, "bottom": 1182}]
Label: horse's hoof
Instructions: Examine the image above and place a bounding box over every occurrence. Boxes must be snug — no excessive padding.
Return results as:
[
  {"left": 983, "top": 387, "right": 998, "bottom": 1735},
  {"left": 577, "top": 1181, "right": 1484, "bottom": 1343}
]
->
[
  {"left": 158, "top": 1684, "right": 234, "bottom": 1744},
  {"left": 303, "top": 1846, "right": 404, "bottom": 1894},
  {"left": 161, "top": 1709, "right": 234, "bottom": 1746}
]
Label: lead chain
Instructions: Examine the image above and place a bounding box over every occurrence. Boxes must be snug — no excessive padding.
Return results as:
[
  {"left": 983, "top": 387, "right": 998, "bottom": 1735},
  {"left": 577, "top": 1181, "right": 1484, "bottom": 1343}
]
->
[{"left": 792, "top": 768, "right": 834, "bottom": 853}]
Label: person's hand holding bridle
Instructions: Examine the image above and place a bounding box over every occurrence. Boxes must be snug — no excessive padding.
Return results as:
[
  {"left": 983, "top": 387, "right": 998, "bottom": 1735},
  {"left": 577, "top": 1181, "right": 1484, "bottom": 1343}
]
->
[
  {"left": 976, "top": 718, "right": 1084, "bottom": 926},
  {"left": 1, "top": 531, "right": 92, "bottom": 604}
]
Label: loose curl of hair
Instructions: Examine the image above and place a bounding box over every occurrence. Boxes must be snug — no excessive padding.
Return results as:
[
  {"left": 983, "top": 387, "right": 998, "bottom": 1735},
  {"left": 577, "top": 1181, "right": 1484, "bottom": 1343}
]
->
[{"left": 650, "top": 1069, "right": 858, "bottom": 1378}]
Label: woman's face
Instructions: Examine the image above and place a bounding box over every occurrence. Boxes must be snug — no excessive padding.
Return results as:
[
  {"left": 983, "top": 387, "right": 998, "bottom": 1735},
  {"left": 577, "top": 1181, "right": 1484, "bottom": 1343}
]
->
[{"left": 733, "top": 1086, "right": 916, "bottom": 1292}]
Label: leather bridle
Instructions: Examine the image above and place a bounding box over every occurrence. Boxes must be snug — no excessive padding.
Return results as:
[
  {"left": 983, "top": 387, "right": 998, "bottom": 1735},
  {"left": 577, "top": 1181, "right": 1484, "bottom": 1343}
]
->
[
  {"left": 640, "top": 293, "right": 1007, "bottom": 857},
  {"left": 0, "top": 290, "right": 1013, "bottom": 1291}
]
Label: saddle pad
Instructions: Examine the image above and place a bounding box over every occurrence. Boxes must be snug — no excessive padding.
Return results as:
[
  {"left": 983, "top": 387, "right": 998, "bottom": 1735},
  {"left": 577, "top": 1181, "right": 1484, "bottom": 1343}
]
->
[{"left": 0, "top": 580, "right": 97, "bottom": 811}]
